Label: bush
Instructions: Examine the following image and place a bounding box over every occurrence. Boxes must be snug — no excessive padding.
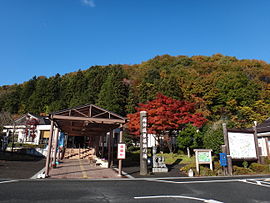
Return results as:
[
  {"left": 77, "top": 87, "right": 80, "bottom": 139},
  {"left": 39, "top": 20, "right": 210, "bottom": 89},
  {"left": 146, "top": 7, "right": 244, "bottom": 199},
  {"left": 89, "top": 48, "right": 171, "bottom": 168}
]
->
[
  {"left": 249, "top": 163, "right": 269, "bottom": 173},
  {"left": 242, "top": 161, "right": 248, "bottom": 168},
  {"left": 180, "top": 163, "right": 196, "bottom": 173},
  {"left": 263, "top": 157, "right": 270, "bottom": 165},
  {"left": 200, "top": 166, "right": 215, "bottom": 176},
  {"left": 7, "top": 143, "right": 45, "bottom": 149},
  {"left": 233, "top": 166, "right": 253, "bottom": 175},
  {"left": 214, "top": 161, "right": 223, "bottom": 174},
  {"left": 127, "top": 145, "right": 139, "bottom": 152},
  {"left": 203, "top": 125, "right": 224, "bottom": 154}
]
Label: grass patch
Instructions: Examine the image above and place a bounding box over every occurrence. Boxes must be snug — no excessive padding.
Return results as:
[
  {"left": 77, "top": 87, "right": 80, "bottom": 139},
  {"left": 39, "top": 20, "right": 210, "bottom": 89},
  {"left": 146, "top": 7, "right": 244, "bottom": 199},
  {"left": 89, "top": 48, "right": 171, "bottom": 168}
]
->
[{"left": 156, "top": 153, "right": 195, "bottom": 165}]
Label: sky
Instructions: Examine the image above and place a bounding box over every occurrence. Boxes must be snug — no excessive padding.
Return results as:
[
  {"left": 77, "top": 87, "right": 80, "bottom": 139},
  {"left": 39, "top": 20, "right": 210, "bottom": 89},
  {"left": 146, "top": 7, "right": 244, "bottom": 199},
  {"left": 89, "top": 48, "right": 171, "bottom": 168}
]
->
[{"left": 1, "top": 0, "right": 270, "bottom": 86}]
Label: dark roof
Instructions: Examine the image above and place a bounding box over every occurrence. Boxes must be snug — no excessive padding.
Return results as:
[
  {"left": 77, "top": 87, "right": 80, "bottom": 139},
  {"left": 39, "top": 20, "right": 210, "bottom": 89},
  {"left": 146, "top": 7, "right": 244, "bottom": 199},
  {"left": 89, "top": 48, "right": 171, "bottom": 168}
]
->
[
  {"left": 228, "top": 117, "right": 270, "bottom": 133},
  {"left": 15, "top": 113, "right": 50, "bottom": 125},
  {"left": 49, "top": 104, "right": 126, "bottom": 137},
  {"left": 227, "top": 128, "right": 253, "bottom": 133},
  {"left": 256, "top": 117, "right": 270, "bottom": 133}
]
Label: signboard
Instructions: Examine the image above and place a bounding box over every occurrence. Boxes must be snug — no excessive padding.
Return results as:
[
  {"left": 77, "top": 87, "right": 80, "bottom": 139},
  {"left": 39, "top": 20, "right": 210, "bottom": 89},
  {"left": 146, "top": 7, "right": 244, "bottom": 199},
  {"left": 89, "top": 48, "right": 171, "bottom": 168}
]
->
[
  {"left": 219, "top": 153, "right": 228, "bottom": 167},
  {"left": 228, "top": 132, "right": 257, "bottom": 159},
  {"left": 140, "top": 114, "right": 148, "bottom": 159},
  {"left": 194, "top": 149, "right": 213, "bottom": 173},
  {"left": 117, "top": 143, "right": 126, "bottom": 159},
  {"left": 198, "top": 151, "right": 211, "bottom": 163},
  {"left": 140, "top": 111, "right": 148, "bottom": 175}
]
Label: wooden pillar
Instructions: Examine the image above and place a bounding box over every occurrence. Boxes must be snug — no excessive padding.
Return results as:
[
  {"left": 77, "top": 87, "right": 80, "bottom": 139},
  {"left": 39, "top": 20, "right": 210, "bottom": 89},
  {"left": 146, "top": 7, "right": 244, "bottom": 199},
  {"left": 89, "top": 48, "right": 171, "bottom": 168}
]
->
[
  {"left": 52, "top": 128, "right": 59, "bottom": 167},
  {"left": 94, "top": 136, "right": 99, "bottom": 156},
  {"left": 111, "top": 130, "right": 114, "bottom": 167},
  {"left": 222, "top": 123, "right": 233, "bottom": 176},
  {"left": 265, "top": 138, "right": 270, "bottom": 159},
  {"left": 118, "top": 124, "right": 123, "bottom": 176},
  {"left": 45, "top": 120, "right": 54, "bottom": 177},
  {"left": 253, "top": 122, "right": 261, "bottom": 164},
  {"left": 97, "top": 136, "right": 102, "bottom": 157},
  {"left": 107, "top": 132, "right": 112, "bottom": 168},
  {"left": 101, "top": 134, "right": 105, "bottom": 158}
]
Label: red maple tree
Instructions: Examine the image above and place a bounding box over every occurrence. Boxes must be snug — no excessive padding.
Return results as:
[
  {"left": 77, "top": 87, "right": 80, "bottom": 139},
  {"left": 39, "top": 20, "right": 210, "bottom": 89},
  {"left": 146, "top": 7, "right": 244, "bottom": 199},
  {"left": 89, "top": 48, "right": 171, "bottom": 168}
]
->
[{"left": 127, "top": 93, "right": 207, "bottom": 137}]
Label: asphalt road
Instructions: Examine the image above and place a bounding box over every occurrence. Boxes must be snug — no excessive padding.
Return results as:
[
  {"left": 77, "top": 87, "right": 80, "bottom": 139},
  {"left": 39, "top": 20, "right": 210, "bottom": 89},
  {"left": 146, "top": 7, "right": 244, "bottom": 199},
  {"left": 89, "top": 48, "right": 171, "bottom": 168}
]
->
[
  {"left": 0, "top": 152, "right": 45, "bottom": 179},
  {"left": 0, "top": 177, "right": 269, "bottom": 202}
]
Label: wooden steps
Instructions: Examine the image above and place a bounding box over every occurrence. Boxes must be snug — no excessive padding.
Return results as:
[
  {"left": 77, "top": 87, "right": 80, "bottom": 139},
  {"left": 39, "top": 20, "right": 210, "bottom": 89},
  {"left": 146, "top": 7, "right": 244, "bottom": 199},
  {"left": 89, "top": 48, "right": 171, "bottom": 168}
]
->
[{"left": 64, "top": 148, "right": 96, "bottom": 160}]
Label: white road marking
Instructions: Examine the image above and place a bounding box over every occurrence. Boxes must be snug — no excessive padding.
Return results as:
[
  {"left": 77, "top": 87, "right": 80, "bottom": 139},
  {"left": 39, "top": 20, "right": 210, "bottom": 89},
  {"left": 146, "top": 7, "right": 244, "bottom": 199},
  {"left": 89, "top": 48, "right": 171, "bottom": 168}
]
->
[
  {"left": 134, "top": 195, "right": 223, "bottom": 203},
  {"left": 146, "top": 178, "right": 242, "bottom": 184},
  {"left": 30, "top": 167, "right": 45, "bottom": 179},
  {"left": 260, "top": 181, "right": 270, "bottom": 185},
  {"left": 0, "top": 180, "right": 18, "bottom": 184},
  {"left": 238, "top": 179, "right": 270, "bottom": 188}
]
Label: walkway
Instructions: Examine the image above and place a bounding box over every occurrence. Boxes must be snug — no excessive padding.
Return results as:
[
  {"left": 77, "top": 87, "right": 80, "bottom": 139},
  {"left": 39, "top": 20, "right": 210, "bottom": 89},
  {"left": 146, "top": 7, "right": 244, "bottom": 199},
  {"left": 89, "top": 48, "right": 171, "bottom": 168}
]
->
[{"left": 49, "top": 159, "right": 122, "bottom": 179}]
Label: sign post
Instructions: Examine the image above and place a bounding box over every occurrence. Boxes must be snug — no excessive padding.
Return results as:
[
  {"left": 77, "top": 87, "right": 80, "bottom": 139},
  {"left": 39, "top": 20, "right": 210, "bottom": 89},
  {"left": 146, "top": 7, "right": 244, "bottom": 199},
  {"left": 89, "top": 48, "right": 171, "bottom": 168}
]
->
[
  {"left": 117, "top": 143, "right": 126, "bottom": 159},
  {"left": 140, "top": 111, "right": 148, "bottom": 175},
  {"left": 117, "top": 124, "right": 124, "bottom": 176},
  {"left": 194, "top": 149, "right": 213, "bottom": 174},
  {"left": 222, "top": 123, "right": 233, "bottom": 176}
]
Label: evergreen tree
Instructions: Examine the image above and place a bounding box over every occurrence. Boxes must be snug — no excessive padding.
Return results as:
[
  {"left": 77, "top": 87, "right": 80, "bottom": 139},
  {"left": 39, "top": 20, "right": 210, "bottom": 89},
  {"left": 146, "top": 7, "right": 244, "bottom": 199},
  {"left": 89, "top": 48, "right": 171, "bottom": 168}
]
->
[{"left": 97, "top": 67, "right": 128, "bottom": 115}]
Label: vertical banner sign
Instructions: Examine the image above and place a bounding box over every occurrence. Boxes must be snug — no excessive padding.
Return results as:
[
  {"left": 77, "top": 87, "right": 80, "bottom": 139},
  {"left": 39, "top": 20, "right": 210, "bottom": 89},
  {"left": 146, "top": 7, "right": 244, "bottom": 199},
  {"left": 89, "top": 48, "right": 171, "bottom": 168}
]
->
[
  {"left": 141, "top": 113, "right": 148, "bottom": 159},
  {"left": 140, "top": 111, "right": 148, "bottom": 175},
  {"left": 117, "top": 143, "right": 126, "bottom": 159}
]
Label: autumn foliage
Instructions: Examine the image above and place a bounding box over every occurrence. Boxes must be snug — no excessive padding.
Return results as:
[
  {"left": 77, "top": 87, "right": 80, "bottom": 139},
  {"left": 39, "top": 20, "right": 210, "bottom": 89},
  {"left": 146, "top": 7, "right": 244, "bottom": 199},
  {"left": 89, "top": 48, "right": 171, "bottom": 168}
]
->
[{"left": 127, "top": 94, "right": 207, "bottom": 136}]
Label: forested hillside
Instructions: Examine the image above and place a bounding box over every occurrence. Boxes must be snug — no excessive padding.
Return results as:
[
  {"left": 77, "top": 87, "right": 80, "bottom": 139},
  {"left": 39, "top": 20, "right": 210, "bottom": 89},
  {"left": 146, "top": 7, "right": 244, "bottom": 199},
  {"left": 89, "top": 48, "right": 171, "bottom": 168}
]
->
[{"left": 1, "top": 54, "right": 270, "bottom": 127}]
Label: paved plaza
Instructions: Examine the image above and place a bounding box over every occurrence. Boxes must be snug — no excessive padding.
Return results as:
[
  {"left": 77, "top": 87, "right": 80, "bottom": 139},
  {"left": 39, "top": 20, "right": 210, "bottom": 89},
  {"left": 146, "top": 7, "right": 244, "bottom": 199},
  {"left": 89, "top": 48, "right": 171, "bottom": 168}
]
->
[{"left": 49, "top": 159, "right": 122, "bottom": 179}]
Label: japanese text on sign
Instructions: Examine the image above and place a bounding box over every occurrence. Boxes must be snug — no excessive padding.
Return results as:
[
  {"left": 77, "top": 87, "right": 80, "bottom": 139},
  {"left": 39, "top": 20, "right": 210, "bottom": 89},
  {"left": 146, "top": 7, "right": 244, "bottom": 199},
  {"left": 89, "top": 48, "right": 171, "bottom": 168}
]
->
[{"left": 117, "top": 144, "right": 126, "bottom": 159}]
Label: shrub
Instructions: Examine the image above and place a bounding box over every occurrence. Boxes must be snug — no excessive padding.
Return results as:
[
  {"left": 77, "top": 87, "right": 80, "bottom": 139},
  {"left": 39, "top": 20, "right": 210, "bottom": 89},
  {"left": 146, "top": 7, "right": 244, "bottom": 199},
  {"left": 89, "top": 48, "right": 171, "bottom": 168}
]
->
[
  {"left": 180, "top": 163, "right": 196, "bottom": 173},
  {"left": 242, "top": 161, "right": 248, "bottom": 168},
  {"left": 203, "top": 125, "right": 224, "bottom": 154},
  {"left": 214, "top": 161, "right": 223, "bottom": 175},
  {"left": 263, "top": 157, "right": 270, "bottom": 165},
  {"left": 7, "top": 143, "right": 42, "bottom": 148},
  {"left": 127, "top": 145, "right": 139, "bottom": 152},
  {"left": 200, "top": 166, "right": 215, "bottom": 176},
  {"left": 233, "top": 166, "right": 253, "bottom": 175},
  {"left": 249, "top": 163, "right": 269, "bottom": 173}
]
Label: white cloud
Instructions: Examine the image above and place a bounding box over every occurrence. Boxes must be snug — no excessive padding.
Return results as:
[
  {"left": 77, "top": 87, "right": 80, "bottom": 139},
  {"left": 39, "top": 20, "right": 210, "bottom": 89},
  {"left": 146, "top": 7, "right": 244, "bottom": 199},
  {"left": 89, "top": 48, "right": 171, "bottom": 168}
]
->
[{"left": 81, "top": 0, "right": 96, "bottom": 7}]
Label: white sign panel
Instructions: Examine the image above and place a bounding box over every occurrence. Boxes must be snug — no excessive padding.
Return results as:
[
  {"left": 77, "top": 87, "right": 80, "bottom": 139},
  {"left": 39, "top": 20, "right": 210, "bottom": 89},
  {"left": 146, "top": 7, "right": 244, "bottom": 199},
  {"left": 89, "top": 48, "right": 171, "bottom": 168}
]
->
[
  {"left": 228, "top": 132, "right": 257, "bottom": 159},
  {"left": 141, "top": 116, "right": 148, "bottom": 159},
  {"left": 117, "top": 144, "right": 126, "bottom": 159}
]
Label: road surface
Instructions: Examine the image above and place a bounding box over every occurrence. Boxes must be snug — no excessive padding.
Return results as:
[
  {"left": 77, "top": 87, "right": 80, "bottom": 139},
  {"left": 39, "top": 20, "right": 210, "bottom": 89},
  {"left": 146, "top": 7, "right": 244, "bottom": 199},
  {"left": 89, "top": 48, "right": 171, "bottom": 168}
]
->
[{"left": 0, "top": 176, "right": 269, "bottom": 202}]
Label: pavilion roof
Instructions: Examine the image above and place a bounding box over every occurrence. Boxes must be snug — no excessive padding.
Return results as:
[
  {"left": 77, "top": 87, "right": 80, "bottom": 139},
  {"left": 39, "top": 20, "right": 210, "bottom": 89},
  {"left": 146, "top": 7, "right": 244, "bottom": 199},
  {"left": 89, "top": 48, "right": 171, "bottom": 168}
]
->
[{"left": 49, "top": 104, "right": 127, "bottom": 136}]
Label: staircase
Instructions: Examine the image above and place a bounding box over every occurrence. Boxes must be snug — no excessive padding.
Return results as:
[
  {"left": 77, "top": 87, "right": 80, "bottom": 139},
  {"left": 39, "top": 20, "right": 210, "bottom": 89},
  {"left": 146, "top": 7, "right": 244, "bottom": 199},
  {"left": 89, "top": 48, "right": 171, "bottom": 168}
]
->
[{"left": 64, "top": 148, "right": 96, "bottom": 160}]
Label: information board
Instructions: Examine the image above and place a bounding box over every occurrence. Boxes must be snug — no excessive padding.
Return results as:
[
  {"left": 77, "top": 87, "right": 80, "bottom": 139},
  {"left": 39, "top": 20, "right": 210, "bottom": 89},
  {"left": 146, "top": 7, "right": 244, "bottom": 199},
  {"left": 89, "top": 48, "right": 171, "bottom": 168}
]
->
[
  {"left": 194, "top": 149, "right": 213, "bottom": 173},
  {"left": 228, "top": 132, "right": 257, "bottom": 159},
  {"left": 198, "top": 151, "right": 211, "bottom": 162}
]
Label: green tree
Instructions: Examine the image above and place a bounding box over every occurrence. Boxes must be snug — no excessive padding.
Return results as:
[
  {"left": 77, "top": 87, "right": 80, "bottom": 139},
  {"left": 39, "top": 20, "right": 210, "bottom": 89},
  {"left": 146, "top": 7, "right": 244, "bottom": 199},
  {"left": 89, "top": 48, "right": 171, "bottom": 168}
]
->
[
  {"left": 177, "top": 124, "right": 203, "bottom": 151},
  {"left": 158, "top": 74, "right": 183, "bottom": 99},
  {"left": 203, "top": 124, "right": 224, "bottom": 154},
  {"left": 83, "top": 66, "right": 109, "bottom": 104},
  {"left": 97, "top": 67, "right": 129, "bottom": 115}
]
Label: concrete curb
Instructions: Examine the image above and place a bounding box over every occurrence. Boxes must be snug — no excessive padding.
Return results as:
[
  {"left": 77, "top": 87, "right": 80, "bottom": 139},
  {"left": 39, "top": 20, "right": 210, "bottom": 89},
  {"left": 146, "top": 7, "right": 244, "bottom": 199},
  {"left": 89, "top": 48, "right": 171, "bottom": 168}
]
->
[
  {"left": 112, "top": 167, "right": 135, "bottom": 179},
  {"left": 30, "top": 167, "right": 45, "bottom": 179}
]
